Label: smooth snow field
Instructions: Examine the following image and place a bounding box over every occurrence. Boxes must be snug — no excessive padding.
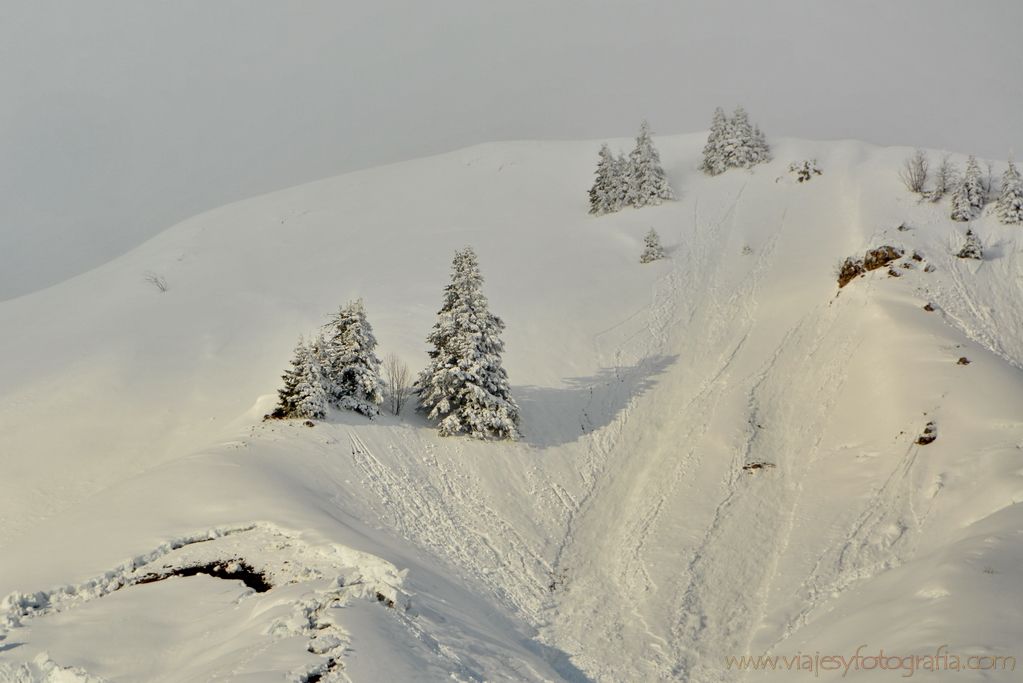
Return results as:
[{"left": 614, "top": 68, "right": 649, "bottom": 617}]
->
[{"left": 2, "top": 134, "right": 1022, "bottom": 681}]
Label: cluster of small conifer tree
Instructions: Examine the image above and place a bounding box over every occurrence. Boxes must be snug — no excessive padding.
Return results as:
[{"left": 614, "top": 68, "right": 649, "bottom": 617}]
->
[
  {"left": 588, "top": 121, "right": 675, "bottom": 215},
  {"left": 589, "top": 108, "right": 771, "bottom": 215},
  {"left": 700, "top": 106, "right": 771, "bottom": 176},
  {"left": 900, "top": 149, "right": 1022, "bottom": 225}
]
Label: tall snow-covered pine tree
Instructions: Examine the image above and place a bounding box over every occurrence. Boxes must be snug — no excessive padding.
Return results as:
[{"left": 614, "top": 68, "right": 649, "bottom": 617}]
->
[
  {"left": 588, "top": 143, "right": 621, "bottom": 215},
  {"left": 322, "top": 299, "right": 384, "bottom": 417},
  {"left": 614, "top": 152, "right": 631, "bottom": 208},
  {"left": 951, "top": 155, "right": 986, "bottom": 221},
  {"left": 725, "top": 106, "right": 754, "bottom": 168},
  {"left": 640, "top": 228, "right": 666, "bottom": 263},
  {"left": 625, "top": 121, "right": 674, "bottom": 208},
  {"left": 997, "top": 159, "right": 1023, "bottom": 224},
  {"left": 701, "top": 107, "right": 729, "bottom": 176},
  {"left": 416, "top": 247, "right": 519, "bottom": 439},
  {"left": 957, "top": 229, "right": 983, "bottom": 260},
  {"left": 273, "top": 337, "right": 328, "bottom": 419}
]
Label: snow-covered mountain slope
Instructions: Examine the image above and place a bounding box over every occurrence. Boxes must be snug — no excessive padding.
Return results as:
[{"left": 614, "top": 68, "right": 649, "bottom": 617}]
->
[{"left": 2, "top": 134, "right": 1023, "bottom": 681}]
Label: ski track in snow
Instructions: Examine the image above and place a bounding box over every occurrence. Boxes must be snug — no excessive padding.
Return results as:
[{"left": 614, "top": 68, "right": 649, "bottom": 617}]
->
[
  {"left": 545, "top": 192, "right": 819, "bottom": 681},
  {"left": 669, "top": 301, "right": 863, "bottom": 682},
  {"left": 926, "top": 249, "right": 1023, "bottom": 369},
  {"left": 345, "top": 429, "right": 553, "bottom": 621}
]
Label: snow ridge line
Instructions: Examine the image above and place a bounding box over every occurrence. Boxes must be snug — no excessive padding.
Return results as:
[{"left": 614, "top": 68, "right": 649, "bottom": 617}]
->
[
  {"left": 1, "top": 521, "right": 410, "bottom": 682},
  {"left": 0, "top": 522, "right": 259, "bottom": 629},
  {"left": 0, "top": 521, "right": 404, "bottom": 629},
  {"left": 0, "top": 653, "right": 108, "bottom": 683}
]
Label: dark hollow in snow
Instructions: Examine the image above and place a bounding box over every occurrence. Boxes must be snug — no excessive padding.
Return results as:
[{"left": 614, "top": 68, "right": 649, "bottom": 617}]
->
[
  {"left": 302, "top": 658, "right": 340, "bottom": 683},
  {"left": 742, "top": 462, "right": 776, "bottom": 472},
  {"left": 134, "top": 560, "right": 272, "bottom": 593}
]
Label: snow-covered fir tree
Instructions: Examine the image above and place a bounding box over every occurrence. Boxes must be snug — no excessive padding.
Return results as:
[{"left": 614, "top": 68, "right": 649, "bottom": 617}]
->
[
  {"left": 640, "top": 228, "right": 666, "bottom": 263},
  {"left": 614, "top": 152, "right": 631, "bottom": 208},
  {"left": 700, "top": 107, "right": 729, "bottom": 176},
  {"left": 725, "top": 106, "right": 755, "bottom": 168},
  {"left": 997, "top": 159, "right": 1023, "bottom": 224},
  {"left": 272, "top": 337, "right": 328, "bottom": 419},
  {"left": 625, "top": 121, "right": 674, "bottom": 207},
  {"left": 322, "top": 299, "right": 384, "bottom": 417},
  {"left": 957, "top": 229, "right": 983, "bottom": 260},
  {"left": 789, "top": 159, "right": 822, "bottom": 182},
  {"left": 951, "top": 155, "right": 986, "bottom": 221},
  {"left": 588, "top": 144, "right": 621, "bottom": 215},
  {"left": 416, "top": 247, "right": 519, "bottom": 439}
]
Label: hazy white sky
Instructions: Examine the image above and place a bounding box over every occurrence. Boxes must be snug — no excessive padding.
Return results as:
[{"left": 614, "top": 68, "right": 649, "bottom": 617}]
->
[{"left": 2, "top": 1, "right": 1021, "bottom": 298}]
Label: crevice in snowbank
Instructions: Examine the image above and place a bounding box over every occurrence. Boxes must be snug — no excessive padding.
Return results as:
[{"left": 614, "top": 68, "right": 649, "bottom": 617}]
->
[{"left": 134, "top": 559, "right": 272, "bottom": 593}]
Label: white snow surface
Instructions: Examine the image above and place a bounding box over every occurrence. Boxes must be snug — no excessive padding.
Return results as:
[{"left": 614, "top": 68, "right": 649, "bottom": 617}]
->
[{"left": 2, "top": 135, "right": 1023, "bottom": 681}]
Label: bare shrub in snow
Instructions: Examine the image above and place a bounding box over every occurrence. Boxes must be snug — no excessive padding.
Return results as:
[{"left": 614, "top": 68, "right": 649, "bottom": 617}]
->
[
  {"left": 982, "top": 160, "right": 995, "bottom": 200},
  {"left": 928, "top": 156, "right": 955, "bottom": 202},
  {"left": 144, "top": 272, "right": 168, "bottom": 292},
  {"left": 898, "top": 149, "right": 928, "bottom": 194},
  {"left": 384, "top": 353, "right": 412, "bottom": 416}
]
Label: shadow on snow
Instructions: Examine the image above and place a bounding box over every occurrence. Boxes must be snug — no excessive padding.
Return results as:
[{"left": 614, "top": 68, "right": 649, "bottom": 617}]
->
[{"left": 514, "top": 354, "right": 677, "bottom": 448}]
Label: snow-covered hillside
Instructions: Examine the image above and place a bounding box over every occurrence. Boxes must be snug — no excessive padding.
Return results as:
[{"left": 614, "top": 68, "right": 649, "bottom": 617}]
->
[{"left": 2, "top": 134, "right": 1022, "bottom": 681}]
